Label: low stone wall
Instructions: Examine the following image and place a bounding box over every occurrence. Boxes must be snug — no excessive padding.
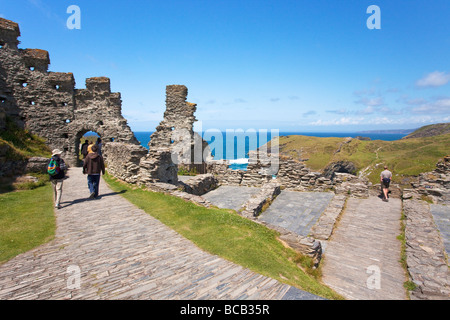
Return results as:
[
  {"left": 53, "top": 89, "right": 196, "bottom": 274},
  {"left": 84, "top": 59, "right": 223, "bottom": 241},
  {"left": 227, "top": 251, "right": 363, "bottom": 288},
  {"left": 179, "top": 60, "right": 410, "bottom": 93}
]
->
[
  {"left": 239, "top": 181, "right": 281, "bottom": 218},
  {"left": 403, "top": 199, "right": 449, "bottom": 300},
  {"left": 25, "top": 157, "right": 51, "bottom": 174},
  {"left": 180, "top": 173, "right": 219, "bottom": 196},
  {"left": 103, "top": 142, "right": 148, "bottom": 184},
  {"left": 333, "top": 173, "right": 370, "bottom": 198},
  {"left": 207, "top": 156, "right": 334, "bottom": 191},
  {"left": 412, "top": 155, "right": 450, "bottom": 204},
  {"left": 0, "top": 156, "right": 49, "bottom": 178},
  {"left": 138, "top": 148, "right": 178, "bottom": 185},
  {"left": 310, "top": 194, "right": 347, "bottom": 240},
  {"left": 0, "top": 159, "right": 27, "bottom": 177},
  {"left": 265, "top": 223, "right": 323, "bottom": 267},
  {"left": 206, "top": 160, "right": 272, "bottom": 187}
]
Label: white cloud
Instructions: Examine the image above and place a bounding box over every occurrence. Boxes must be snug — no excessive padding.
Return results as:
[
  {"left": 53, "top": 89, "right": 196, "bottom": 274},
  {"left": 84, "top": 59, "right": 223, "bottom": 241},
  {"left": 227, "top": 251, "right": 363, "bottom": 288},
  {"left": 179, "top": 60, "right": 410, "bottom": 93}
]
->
[
  {"left": 326, "top": 108, "right": 348, "bottom": 115},
  {"left": 416, "top": 71, "right": 450, "bottom": 88},
  {"left": 302, "top": 110, "right": 317, "bottom": 117},
  {"left": 308, "top": 113, "right": 449, "bottom": 127},
  {"left": 357, "top": 106, "right": 375, "bottom": 115},
  {"left": 309, "top": 117, "right": 365, "bottom": 126},
  {"left": 355, "top": 96, "right": 385, "bottom": 107},
  {"left": 411, "top": 98, "right": 450, "bottom": 114}
]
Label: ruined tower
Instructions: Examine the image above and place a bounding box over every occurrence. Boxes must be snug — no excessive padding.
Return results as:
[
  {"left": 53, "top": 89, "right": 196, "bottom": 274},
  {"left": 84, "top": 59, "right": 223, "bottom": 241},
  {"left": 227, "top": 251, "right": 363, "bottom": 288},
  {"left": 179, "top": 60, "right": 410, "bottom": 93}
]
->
[
  {"left": 0, "top": 17, "right": 138, "bottom": 167},
  {"left": 149, "top": 85, "right": 211, "bottom": 172}
]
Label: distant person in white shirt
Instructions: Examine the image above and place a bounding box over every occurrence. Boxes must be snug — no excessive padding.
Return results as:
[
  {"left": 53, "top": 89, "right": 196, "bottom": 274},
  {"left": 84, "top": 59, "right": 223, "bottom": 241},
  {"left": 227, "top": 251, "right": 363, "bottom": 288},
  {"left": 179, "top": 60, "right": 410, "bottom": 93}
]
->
[{"left": 380, "top": 166, "right": 393, "bottom": 202}]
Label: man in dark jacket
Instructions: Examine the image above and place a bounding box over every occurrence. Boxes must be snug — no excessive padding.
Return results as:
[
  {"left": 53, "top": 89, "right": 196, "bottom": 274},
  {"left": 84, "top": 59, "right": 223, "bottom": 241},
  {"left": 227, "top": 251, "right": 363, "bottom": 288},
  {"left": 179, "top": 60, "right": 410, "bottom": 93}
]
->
[
  {"left": 83, "top": 144, "right": 105, "bottom": 199},
  {"left": 49, "top": 149, "right": 67, "bottom": 209}
]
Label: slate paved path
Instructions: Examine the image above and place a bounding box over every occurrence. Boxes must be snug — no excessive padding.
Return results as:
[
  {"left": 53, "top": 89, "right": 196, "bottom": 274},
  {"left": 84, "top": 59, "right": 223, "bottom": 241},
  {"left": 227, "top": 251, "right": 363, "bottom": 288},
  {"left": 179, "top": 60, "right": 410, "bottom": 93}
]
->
[
  {"left": 0, "top": 168, "right": 320, "bottom": 300},
  {"left": 321, "top": 196, "right": 406, "bottom": 300},
  {"left": 430, "top": 204, "right": 450, "bottom": 255},
  {"left": 259, "top": 191, "right": 334, "bottom": 237},
  {"left": 202, "top": 185, "right": 261, "bottom": 211}
]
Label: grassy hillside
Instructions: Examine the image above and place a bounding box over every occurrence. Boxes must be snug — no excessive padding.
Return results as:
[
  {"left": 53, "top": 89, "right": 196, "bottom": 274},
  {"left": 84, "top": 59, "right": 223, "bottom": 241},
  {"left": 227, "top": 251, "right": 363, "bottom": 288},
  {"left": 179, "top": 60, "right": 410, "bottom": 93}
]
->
[
  {"left": 269, "top": 133, "right": 450, "bottom": 185},
  {"left": 403, "top": 122, "right": 450, "bottom": 139},
  {"left": 0, "top": 117, "right": 51, "bottom": 161}
]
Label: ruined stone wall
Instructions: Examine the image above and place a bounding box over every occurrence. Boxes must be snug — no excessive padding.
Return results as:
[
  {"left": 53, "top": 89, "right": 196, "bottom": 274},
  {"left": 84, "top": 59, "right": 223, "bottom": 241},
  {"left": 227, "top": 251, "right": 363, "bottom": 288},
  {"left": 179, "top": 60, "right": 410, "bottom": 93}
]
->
[
  {"left": 102, "top": 142, "right": 148, "bottom": 184},
  {"left": 149, "top": 85, "right": 211, "bottom": 169},
  {"left": 412, "top": 155, "right": 450, "bottom": 204},
  {"left": 207, "top": 153, "right": 336, "bottom": 191},
  {"left": 0, "top": 18, "right": 138, "bottom": 167}
]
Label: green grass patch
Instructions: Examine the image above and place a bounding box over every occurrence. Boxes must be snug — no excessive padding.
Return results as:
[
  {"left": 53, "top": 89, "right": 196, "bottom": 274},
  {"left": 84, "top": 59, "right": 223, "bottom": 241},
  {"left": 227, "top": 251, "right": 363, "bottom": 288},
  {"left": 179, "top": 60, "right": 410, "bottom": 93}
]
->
[
  {"left": 0, "top": 183, "right": 56, "bottom": 264},
  {"left": 103, "top": 173, "right": 343, "bottom": 300}
]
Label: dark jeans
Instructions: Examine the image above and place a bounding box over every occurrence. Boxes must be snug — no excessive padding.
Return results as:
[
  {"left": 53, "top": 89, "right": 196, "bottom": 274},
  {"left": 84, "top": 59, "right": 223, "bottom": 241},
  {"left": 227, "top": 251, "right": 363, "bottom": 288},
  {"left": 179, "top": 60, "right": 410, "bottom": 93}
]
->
[{"left": 87, "top": 174, "right": 101, "bottom": 197}]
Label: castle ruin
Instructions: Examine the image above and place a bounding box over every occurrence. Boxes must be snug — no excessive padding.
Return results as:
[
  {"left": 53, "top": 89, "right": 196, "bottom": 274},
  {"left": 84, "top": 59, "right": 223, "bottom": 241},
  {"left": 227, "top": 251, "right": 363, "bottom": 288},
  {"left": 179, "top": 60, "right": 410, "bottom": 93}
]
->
[{"left": 0, "top": 18, "right": 138, "bottom": 167}]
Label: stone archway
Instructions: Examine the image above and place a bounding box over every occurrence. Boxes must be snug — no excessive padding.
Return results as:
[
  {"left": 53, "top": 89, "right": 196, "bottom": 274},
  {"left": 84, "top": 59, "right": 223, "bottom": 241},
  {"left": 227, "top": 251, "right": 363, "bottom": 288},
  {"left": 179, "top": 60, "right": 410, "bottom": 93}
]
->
[{"left": 74, "top": 130, "right": 103, "bottom": 167}]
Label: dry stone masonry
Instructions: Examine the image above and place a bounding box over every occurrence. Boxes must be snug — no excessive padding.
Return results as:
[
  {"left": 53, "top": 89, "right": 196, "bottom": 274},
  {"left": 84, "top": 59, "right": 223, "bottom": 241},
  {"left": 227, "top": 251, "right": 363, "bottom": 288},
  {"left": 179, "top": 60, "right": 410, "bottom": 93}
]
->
[
  {"left": 0, "top": 17, "right": 138, "bottom": 167},
  {"left": 412, "top": 155, "right": 450, "bottom": 205},
  {"left": 149, "top": 85, "right": 211, "bottom": 171}
]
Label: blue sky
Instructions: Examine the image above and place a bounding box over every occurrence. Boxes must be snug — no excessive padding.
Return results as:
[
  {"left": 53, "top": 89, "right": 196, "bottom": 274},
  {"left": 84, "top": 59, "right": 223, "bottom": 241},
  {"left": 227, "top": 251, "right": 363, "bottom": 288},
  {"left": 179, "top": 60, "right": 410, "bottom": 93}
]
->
[{"left": 1, "top": 0, "right": 449, "bottom": 132}]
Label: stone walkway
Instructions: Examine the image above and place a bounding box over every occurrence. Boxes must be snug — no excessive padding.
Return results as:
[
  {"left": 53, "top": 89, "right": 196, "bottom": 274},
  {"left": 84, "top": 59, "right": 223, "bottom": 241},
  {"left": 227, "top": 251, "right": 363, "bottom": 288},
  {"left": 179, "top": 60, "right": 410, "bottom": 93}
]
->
[
  {"left": 259, "top": 191, "right": 334, "bottom": 237},
  {"left": 0, "top": 168, "right": 320, "bottom": 300},
  {"left": 430, "top": 204, "right": 450, "bottom": 255},
  {"left": 202, "top": 185, "right": 261, "bottom": 211},
  {"left": 321, "top": 196, "right": 407, "bottom": 300}
]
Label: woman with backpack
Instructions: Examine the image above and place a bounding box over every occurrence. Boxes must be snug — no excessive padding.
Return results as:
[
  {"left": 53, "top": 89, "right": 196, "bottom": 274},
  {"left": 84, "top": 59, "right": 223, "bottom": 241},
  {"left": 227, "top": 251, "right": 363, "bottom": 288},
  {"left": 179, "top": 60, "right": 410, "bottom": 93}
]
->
[{"left": 48, "top": 149, "right": 67, "bottom": 209}]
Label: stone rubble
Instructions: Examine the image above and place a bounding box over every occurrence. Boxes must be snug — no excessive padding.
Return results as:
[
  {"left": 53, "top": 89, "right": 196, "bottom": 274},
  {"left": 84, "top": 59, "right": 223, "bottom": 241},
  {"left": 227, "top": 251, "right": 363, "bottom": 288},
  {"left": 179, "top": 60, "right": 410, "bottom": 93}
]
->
[
  {"left": 412, "top": 155, "right": 450, "bottom": 205},
  {"left": 178, "top": 173, "right": 219, "bottom": 196}
]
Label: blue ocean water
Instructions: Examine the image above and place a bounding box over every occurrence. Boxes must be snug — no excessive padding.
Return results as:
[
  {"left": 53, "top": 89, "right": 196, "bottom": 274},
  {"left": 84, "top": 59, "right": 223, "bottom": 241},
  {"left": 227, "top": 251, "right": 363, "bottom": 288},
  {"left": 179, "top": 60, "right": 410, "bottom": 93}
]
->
[{"left": 134, "top": 131, "right": 408, "bottom": 170}]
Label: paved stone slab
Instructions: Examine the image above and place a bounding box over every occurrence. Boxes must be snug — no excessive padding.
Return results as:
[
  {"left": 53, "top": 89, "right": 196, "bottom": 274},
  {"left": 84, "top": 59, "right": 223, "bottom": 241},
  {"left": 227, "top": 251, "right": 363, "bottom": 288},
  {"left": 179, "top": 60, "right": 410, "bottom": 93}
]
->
[
  {"left": 430, "top": 204, "right": 450, "bottom": 255},
  {"left": 202, "top": 185, "right": 261, "bottom": 211},
  {"left": 0, "top": 168, "right": 320, "bottom": 300},
  {"left": 281, "top": 286, "right": 326, "bottom": 300},
  {"left": 259, "top": 191, "right": 334, "bottom": 237},
  {"left": 321, "top": 196, "right": 406, "bottom": 300}
]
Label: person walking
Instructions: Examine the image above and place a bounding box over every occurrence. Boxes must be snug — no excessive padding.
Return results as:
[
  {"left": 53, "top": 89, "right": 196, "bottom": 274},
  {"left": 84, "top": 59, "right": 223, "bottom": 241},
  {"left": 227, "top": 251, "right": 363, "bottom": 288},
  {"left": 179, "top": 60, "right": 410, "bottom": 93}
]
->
[
  {"left": 48, "top": 149, "right": 67, "bottom": 209},
  {"left": 81, "top": 140, "right": 89, "bottom": 159},
  {"left": 380, "top": 165, "right": 392, "bottom": 202},
  {"left": 87, "top": 141, "right": 94, "bottom": 154},
  {"left": 83, "top": 144, "right": 105, "bottom": 199},
  {"left": 95, "top": 137, "right": 103, "bottom": 157}
]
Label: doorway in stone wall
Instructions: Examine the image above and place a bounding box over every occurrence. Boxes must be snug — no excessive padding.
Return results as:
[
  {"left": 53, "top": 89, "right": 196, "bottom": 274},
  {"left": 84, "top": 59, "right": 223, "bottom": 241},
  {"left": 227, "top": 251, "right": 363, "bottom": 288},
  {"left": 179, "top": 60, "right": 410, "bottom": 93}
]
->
[{"left": 75, "top": 130, "right": 102, "bottom": 167}]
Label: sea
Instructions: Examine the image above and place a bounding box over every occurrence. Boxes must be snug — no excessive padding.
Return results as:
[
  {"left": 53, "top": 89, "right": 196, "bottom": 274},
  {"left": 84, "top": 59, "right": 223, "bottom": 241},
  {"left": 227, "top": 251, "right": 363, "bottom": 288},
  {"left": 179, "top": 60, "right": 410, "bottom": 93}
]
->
[{"left": 134, "top": 131, "right": 408, "bottom": 171}]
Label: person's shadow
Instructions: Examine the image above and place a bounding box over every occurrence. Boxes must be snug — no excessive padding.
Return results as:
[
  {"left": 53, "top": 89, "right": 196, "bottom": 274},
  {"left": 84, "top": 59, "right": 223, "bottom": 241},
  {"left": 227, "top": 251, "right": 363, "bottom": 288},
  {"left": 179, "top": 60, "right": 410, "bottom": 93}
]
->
[{"left": 59, "top": 190, "right": 127, "bottom": 209}]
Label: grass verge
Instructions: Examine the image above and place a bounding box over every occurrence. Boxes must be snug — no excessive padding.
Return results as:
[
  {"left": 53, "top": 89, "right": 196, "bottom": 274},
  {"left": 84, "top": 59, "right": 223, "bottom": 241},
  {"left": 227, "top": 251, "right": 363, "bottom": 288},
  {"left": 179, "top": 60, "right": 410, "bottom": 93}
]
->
[
  {"left": 0, "top": 183, "right": 55, "bottom": 264},
  {"left": 103, "top": 172, "right": 343, "bottom": 300}
]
